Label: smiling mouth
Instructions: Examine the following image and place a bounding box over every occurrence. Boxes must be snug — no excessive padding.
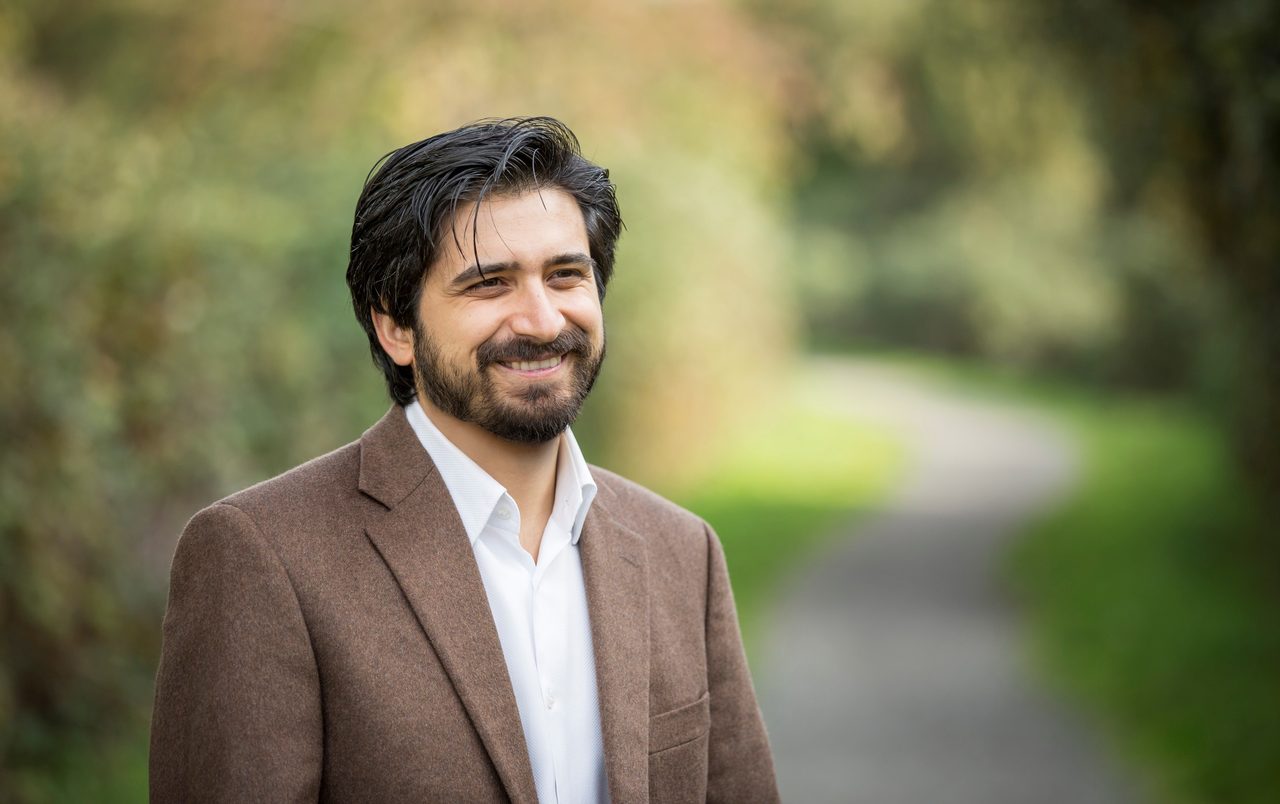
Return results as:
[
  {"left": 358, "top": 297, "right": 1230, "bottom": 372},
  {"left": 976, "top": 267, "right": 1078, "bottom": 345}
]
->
[{"left": 498, "top": 355, "right": 564, "bottom": 372}]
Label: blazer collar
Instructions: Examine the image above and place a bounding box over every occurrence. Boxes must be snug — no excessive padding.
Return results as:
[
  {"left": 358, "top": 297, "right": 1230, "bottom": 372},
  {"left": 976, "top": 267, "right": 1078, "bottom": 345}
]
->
[
  {"left": 358, "top": 406, "right": 652, "bottom": 804},
  {"left": 360, "top": 406, "right": 538, "bottom": 803},
  {"left": 578, "top": 488, "right": 651, "bottom": 804},
  {"left": 357, "top": 404, "right": 435, "bottom": 510}
]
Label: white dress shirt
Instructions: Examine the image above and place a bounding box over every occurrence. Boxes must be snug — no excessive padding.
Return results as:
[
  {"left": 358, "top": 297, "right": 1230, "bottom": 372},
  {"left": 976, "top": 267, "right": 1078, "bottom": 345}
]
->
[{"left": 404, "top": 400, "right": 609, "bottom": 804}]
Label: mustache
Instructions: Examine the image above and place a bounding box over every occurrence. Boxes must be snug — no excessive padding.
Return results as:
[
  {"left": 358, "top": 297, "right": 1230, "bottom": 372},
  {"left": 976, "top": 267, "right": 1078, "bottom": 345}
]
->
[{"left": 476, "top": 326, "right": 594, "bottom": 366}]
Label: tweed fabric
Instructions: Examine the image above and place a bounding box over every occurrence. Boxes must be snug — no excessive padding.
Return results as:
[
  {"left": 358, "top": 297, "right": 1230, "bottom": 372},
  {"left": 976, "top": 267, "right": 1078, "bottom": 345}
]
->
[{"left": 149, "top": 405, "right": 779, "bottom": 803}]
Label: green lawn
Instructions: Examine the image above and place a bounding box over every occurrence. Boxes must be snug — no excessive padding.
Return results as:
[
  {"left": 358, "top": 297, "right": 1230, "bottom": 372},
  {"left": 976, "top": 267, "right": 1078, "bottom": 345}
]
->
[
  {"left": 676, "top": 366, "right": 906, "bottom": 651},
  {"left": 884, "top": 353, "right": 1280, "bottom": 804}
]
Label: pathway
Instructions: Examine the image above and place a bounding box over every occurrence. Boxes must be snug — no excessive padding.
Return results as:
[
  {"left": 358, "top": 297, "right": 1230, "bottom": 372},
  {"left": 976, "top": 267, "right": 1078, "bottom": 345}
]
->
[{"left": 757, "top": 359, "right": 1143, "bottom": 804}]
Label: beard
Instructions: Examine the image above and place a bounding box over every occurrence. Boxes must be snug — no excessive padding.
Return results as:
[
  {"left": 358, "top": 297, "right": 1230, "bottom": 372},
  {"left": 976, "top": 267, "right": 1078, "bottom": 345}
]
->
[{"left": 412, "top": 321, "right": 605, "bottom": 444}]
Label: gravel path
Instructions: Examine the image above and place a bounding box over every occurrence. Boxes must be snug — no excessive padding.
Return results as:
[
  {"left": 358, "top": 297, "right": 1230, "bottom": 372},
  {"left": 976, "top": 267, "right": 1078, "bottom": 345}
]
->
[{"left": 757, "top": 359, "right": 1143, "bottom": 804}]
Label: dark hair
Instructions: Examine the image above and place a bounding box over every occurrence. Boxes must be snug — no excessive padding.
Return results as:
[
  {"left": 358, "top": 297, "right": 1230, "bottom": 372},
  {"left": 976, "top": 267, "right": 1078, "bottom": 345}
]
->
[{"left": 346, "top": 116, "right": 623, "bottom": 405}]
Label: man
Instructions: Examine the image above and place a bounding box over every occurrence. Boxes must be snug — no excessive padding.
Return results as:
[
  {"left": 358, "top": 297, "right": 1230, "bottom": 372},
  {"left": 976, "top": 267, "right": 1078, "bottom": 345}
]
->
[{"left": 150, "top": 117, "right": 778, "bottom": 803}]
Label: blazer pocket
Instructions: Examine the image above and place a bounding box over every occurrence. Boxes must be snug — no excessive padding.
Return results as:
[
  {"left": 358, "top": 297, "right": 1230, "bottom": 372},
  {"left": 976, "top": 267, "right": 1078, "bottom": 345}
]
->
[
  {"left": 648, "top": 692, "right": 711, "bottom": 754},
  {"left": 649, "top": 693, "right": 711, "bottom": 804}
]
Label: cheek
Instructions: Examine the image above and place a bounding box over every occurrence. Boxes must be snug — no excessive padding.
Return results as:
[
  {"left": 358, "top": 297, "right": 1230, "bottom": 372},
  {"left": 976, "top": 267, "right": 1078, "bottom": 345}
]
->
[
  {"left": 452, "top": 309, "right": 507, "bottom": 349},
  {"left": 416, "top": 311, "right": 499, "bottom": 366},
  {"left": 562, "top": 295, "right": 604, "bottom": 335}
]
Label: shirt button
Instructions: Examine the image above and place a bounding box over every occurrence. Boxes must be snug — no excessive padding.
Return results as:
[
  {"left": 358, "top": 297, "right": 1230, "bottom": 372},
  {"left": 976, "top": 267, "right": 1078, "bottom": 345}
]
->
[
  {"left": 545, "top": 693, "right": 556, "bottom": 710},
  {"left": 496, "top": 507, "right": 512, "bottom": 521}
]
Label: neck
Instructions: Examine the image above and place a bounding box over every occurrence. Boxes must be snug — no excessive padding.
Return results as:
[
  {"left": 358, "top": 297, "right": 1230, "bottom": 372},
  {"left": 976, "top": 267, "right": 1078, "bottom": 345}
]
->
[{"left": 418, "top": 395, "right": 560, "bottom": 555}]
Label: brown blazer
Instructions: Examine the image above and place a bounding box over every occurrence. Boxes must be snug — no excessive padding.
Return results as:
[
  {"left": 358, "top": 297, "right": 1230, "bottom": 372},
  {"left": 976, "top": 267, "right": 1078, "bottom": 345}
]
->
[{"left": 149, "top": 406, "right": 779, "bottom": 803}]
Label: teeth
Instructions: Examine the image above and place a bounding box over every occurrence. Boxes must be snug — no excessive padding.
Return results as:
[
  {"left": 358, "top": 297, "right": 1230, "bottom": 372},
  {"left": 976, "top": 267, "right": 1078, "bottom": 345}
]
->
[{"left": 509, "top": 356, "right": 562, "bottom": 371}]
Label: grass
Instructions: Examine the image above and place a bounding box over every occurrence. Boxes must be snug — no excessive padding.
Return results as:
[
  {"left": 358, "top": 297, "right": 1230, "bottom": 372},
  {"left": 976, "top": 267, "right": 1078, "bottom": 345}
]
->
[
  {"left": 882, "top": 352, "right": 1280, "bottom": 804},
  {"left": 676, "top": 365, "right": 907, "bottom": 651}
]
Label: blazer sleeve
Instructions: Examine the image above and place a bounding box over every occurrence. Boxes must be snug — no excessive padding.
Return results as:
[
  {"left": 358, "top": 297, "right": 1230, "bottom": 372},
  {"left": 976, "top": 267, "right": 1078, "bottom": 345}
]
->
[
  {"left": 150, "top": 502, "right": 323, "bottom": 803},
  {"left": 703, "top": 523, "right": 781, "bottom": 803}
]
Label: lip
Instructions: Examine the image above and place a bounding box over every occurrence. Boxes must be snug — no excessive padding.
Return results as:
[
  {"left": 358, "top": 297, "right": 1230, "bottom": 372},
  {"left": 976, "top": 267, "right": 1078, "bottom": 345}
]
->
[{"left": 494, "top": 354, "right": 567, "bottom": 379}]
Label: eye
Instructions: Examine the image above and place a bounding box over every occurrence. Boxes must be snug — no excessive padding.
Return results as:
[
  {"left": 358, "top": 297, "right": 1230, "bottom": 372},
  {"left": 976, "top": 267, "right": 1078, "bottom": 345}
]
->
[
  {"left": 548, "top": 267, "right": 588, "bottom": 285},
  {"left": 467, "top": 276, "right": 506, "bottom": 294}
]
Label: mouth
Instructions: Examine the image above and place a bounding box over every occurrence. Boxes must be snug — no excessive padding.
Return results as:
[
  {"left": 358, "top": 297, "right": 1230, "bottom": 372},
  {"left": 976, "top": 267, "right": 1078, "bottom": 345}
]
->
[{"left": 495, "top": 354, "right": 565, "bottom": 377}]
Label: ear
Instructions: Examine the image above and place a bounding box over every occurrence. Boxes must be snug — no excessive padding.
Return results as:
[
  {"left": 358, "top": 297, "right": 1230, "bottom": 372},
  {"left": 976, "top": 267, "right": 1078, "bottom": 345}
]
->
[{"left": 371, "top": 308, "right": 415, "bottom": 367}]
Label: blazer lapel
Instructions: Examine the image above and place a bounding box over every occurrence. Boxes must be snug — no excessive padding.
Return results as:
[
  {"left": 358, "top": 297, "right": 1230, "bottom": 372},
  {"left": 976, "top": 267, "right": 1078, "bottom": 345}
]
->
[
  {"left": 579, "top": 490, "right": 651, "bottom": 804},
  {"left": 358, "top": 407, "right": 538, "bottom": 804}
]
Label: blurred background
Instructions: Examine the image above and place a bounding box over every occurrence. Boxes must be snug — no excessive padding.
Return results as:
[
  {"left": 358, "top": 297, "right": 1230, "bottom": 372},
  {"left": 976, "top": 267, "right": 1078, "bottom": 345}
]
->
[{"left": 1, "top": 0, "right": 1276, "bottom": 801}]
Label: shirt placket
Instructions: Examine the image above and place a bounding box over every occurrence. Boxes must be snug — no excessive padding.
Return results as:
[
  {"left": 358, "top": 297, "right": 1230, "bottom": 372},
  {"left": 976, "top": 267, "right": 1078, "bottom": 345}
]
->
[{"left": 533, "top": 527, "right": 572, "bottom": 801}]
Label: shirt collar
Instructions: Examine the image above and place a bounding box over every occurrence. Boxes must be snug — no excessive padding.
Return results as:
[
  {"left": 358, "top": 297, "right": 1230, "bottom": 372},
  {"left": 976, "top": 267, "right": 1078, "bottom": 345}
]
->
[
  {"left": 403, "top": 399, "right": 597, "bottom": 546},
  {"left": 556, "top": 426, "right": 598, "bottom": 546}
]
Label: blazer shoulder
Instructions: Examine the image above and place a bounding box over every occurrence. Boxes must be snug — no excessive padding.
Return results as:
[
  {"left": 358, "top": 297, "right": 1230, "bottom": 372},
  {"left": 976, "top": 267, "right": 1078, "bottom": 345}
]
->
[
  {"left": 210, "top": 439, "right": 365, "bottom": 533},
  {"left": 590, "top": 465, "right": 707, "bottom": 533},
  {"left": 589, "top": 465, "right": 716, "bottom": 583}
]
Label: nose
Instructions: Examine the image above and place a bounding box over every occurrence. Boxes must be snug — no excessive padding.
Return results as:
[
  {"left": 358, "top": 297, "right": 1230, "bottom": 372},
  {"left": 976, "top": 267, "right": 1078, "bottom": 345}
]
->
[{"left": 509, "top": 284, "right": 566, "bottom": 343}]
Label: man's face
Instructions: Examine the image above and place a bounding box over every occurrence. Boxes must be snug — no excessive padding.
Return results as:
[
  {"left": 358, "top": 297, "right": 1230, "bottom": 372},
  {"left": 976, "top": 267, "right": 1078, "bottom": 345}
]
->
[{"left": 412, "top": 188, "right": 606, "bottom": 444}]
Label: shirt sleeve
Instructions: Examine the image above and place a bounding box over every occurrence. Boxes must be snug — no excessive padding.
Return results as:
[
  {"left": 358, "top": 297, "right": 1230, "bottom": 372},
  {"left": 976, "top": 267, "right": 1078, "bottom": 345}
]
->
[
  {"left": 149, "top": 502, "right": 323, "bottom": 803},
  {"left": 702, "top": 522, "right": 781, "bottom": 803}
]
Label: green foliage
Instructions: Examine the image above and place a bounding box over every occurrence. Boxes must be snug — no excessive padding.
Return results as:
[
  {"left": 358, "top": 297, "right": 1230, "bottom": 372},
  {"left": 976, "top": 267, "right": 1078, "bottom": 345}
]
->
[
  {"left": 1022, "top": 0, "right": 1280, "bottom": 510},
  {"left": 8, "top": 716, "right": 150, "bottom": 804},
  {"left": 765, "top": 0, "right": 1263, "bottom": 410}
]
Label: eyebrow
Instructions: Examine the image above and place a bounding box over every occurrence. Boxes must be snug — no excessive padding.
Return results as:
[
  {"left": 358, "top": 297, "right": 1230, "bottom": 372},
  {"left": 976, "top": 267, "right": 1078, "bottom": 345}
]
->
[{"left": 448, "top": 252, "right": 597, "bottom": 289}]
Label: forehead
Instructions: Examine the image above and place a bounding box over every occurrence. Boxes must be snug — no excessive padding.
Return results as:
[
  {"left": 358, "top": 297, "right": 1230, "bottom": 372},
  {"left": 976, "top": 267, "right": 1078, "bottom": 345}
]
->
[{"left": 431, "top": 188, "right": 589, "bottom": 276}]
